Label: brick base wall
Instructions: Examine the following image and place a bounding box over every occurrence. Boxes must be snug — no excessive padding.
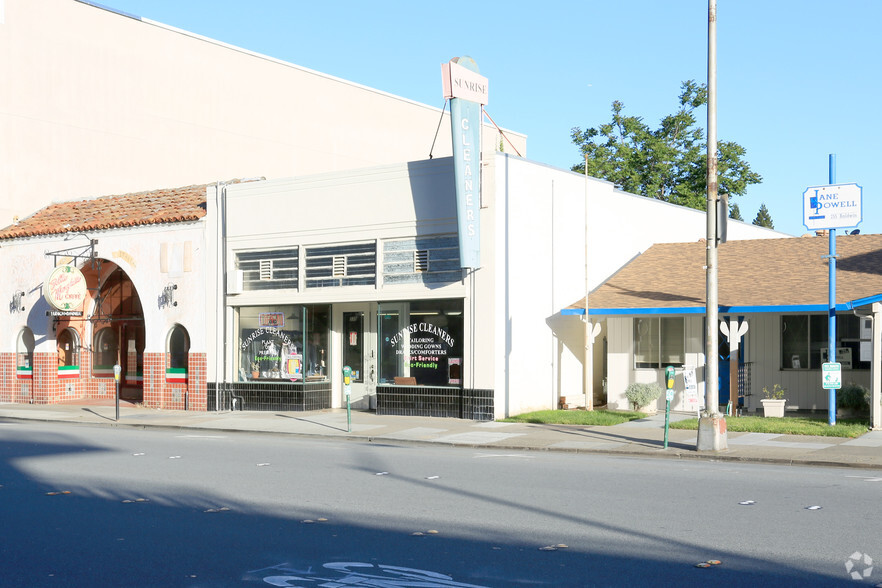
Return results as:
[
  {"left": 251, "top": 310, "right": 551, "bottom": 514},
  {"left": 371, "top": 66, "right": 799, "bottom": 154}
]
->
[
  {"left": 143, "top": 352, "right": 207, "bottom": 410},
  {"left": 0, "top": 350, "right": 206, "bottom": 411}
]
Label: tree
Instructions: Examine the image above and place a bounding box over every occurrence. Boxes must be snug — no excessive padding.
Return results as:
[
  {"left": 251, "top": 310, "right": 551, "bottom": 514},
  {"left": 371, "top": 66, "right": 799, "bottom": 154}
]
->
[
  {"left": 571, "top": 80, "right": 762, "bottom": 211},
  {"left": 752, "top": 203, "right": 774, "bottom": 229},
  {"left": 729, "top": 203, "right": 743, "bottom": 221}
]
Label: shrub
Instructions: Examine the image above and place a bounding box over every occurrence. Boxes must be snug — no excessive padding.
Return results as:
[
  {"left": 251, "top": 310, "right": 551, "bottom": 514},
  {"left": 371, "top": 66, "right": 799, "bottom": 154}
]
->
[
  {"left": 762, "top": 384, "right": 785, "bottom": 400},
  {"left": 624, "top": 382, "right": 663, "bottom": 411},
  {"left": 838, "top": 383, "right": 870, "bottom": 412}
]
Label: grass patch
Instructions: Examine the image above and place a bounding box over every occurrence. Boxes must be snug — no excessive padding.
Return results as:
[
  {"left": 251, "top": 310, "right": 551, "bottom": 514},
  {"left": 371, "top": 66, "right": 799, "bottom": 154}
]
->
[
  {"left": 669, "top": 416, "right": 868, "bottom": 438},
  {"left": 501, "top": 409, "right": 647, "bottom": 426}
]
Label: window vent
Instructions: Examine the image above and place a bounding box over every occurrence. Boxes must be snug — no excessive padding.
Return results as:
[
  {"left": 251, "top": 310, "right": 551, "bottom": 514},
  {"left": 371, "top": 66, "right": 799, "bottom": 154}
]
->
[
  {"left": 259, "top": 259, "right": 273, "bottom": 281},
  {"left": 235, "top": 249, "right": 299, "bottom": 291},
  {"left": 304, "top": 242, "right": 375, "bottom": 288},
  {"left": 414, "top": 250, "right": 429, "bottom": 272},
  {"left": 332, "top": 256, "right": 346, "bottom": 277}
]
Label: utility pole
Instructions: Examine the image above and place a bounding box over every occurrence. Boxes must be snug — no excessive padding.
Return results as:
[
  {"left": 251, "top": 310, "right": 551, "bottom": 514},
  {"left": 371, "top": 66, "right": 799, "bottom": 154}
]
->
[{"left": 697, "top": 0, "right": 728, "bottom": 451}]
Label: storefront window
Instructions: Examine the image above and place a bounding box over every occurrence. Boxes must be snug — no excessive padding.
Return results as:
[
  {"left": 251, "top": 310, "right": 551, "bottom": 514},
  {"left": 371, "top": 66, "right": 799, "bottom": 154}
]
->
[
  {"left": 237, "top": 304, "right": 329, "bottom": 382},
  {"left": 17, "top": 327, "right": 35, "bottom": 371},
  {"left": 634, "top": 317, "right": 684, "bottom": 369},
  {"left": 781, "top": 313, "right": 869, "bottom": 370},
  {"left": 57, "top": 328, "right": 80, "bottom": 367},
  {"left": 168, "top": 325, "right": 189, "bottom": 370},
  {"left": 93, "top": 327, "right": 118, "bottom": 372},
  {"left": 378, "top": 299, "right": 463, "bottom": 387}
]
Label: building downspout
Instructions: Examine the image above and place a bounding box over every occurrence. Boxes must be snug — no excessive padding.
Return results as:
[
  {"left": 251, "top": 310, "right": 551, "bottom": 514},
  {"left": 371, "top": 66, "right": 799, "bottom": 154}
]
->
[
  {"left": 215, "top": 181, "right": 229, "bottom": 412},
  {"left": 583, "top": 155, "right": 593, "bottom": 411}
]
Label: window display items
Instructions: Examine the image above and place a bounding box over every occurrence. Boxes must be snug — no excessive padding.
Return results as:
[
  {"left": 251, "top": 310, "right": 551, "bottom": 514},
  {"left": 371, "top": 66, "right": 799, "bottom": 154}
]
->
[{"left": 237, "top": 304, "right": 329, "bottom": 383}]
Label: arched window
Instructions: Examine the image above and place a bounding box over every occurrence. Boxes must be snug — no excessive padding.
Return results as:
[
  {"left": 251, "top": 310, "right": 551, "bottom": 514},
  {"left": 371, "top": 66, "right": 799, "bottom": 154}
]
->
[
  {"left": 16, "top": 328, "right": 35, "bottom": 378},
  {"left": 93, "top": 327, "right": 118, "bottom": 374},
  {"left": 168, "top": 325, "right": 190, "bottom": 370},
  {"left": 57, "top": 328, "right": 80, "bottom": 367}
]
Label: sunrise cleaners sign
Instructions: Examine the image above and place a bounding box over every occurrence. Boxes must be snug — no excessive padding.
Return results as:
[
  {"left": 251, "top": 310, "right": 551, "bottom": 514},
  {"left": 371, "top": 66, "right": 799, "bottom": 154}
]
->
[
  {"left": 803, "top": 183, "right": 863, "bottom": 231},
  {"left": 44, "top": 265, "right": 87, "bottom": 312},
  {"left": 442, "top": 56, "right": 488, "bottom": 269},
  {"left": 390, "top": 322, "right": 455, "bottom": 379}
]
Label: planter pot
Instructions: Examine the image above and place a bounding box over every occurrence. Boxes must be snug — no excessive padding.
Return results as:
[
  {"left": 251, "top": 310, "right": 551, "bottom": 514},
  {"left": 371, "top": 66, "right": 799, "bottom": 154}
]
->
[{"left": 761, "top": 398, "right": 786, "bottom": 418}]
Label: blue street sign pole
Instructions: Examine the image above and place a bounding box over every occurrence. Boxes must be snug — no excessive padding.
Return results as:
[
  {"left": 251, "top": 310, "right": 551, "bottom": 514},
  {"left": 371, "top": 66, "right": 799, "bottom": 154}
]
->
[{"left": 828, "top": 154, "right": 837, "bottom": 426}]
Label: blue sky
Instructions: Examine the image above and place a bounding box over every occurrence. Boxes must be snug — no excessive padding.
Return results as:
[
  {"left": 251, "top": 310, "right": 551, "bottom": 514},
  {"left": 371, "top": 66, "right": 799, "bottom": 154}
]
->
[{"left": 103, "top": 0, "right": 880, "bottom": 237}]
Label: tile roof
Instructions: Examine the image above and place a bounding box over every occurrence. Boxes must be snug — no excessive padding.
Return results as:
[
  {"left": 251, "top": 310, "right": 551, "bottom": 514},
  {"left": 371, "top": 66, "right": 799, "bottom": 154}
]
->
[
  {"left": 0, "top": 181, "right": 245, "bottom": 240},
  {"left": 567, "top": 234, "right": 882, "bottom": 314}
]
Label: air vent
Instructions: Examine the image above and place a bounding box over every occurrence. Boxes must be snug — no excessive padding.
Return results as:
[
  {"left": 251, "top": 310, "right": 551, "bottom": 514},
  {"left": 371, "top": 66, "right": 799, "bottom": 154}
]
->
[
  {"left": 414, "top": 250, "right": 429, "bottom": 272},
  {"left": 332, "top": 256, "right": 346, "bottom": 277},
  {"left": 259, "top": 259, "right": 272, "bottom": 281}
]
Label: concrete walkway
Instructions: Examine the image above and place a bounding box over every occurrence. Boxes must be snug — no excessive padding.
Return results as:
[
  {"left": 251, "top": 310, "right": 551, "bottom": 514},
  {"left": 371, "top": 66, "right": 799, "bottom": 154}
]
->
[{"left": 2, "top": 401, "right": 881, "bottom": 469}]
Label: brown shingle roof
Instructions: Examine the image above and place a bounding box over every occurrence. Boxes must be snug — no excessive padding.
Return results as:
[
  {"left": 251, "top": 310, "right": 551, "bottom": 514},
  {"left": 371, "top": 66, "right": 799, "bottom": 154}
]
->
[
  {"left": 0, "top": 181, "right": 237, "bottom": 239},
  {"left": 568, "top": 234, "right": 882, "bottom": 314}
]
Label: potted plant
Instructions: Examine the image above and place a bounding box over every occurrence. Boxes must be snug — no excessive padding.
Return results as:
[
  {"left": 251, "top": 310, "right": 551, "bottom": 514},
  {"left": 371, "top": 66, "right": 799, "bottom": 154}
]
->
[
  {"left": 837, "top": 383, "right": 870, "bottom": 419},
  {"left": 624, "top": 382, "right": 663, "bottom": 414},
  {"left": 250, "top": 361, "right": 260, "bottom": 379},
  {"left": 760, "top": 384, "right": 786, "bottom": 417}
]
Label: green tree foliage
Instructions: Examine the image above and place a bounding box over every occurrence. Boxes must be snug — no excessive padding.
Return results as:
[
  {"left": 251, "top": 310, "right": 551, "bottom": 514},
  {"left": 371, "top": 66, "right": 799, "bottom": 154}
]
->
[
  {"left": 729, "top": 203, "right": 743, "bottom": 221},
  {"left": 752, "top": 203, "right": 774, "bottom": 228},
  {"left": 571, "top": 80, "right": 762, "bottom": 211}
]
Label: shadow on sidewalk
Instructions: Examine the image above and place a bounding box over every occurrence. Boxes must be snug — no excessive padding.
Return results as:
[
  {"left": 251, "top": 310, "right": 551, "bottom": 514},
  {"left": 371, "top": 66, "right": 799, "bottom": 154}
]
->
[
  {"left": 275, "top": 413, "right": 348, "bottom": 432},
  {"left": 82, "top": 407, "right": 116, "bottom": 422},
  {"left": 540, "top": 423, "right": 697, "bottom": 451}
]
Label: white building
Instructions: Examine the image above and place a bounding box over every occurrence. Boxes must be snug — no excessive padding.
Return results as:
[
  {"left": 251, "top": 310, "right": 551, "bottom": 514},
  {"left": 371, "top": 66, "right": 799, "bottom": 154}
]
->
[{"left": 206, "top": 155, "right": 784, "bottom": 418}]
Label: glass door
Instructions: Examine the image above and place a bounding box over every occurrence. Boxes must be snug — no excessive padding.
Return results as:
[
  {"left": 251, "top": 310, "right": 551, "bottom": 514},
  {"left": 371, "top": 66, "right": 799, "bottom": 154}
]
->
[{"left": 336, "top": 303, "right": 377, "bottom": 409}]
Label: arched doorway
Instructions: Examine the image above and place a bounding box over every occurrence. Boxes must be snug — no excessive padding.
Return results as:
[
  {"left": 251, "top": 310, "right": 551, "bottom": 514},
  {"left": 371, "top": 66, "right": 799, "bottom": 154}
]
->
[{"left": 85, "top": 262, "right": 145, "bottom": 403}]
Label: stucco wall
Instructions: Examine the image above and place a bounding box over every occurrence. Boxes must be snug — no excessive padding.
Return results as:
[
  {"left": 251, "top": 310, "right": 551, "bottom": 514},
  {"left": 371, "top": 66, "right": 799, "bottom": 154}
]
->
[
  {"left": 0, "top": 0, "right": 525, "bottom": 227},
  {"left": 494, "top": 155, "right": 787, "bottom": 417}
]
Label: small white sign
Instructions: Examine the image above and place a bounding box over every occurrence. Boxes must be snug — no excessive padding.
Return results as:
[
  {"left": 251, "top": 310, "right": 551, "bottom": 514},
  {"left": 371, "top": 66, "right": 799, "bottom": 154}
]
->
[
  {"left": 822, "top": 362, "right": 842, "bottom": 390},
  {"left": 803, "top": 183, "right": 862, "bottom": 230},
  {"left": 683, "top": 368, "right": 701, "bottom": 411}
]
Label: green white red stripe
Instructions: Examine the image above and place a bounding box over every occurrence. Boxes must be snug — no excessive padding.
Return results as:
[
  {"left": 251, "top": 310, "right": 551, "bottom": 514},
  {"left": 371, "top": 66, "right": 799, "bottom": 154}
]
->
[
  {"left": 166, "top": 368, "right": 187, "bottom": 383},
  {"left": 58, "top": 365, "right": 80, "bottom": 379}
]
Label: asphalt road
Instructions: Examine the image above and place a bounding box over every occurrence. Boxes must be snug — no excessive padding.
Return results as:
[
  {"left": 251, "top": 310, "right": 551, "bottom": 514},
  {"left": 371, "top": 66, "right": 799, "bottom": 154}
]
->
[{"left": 1, "top": 420, "right": 879, "bottom": 587}]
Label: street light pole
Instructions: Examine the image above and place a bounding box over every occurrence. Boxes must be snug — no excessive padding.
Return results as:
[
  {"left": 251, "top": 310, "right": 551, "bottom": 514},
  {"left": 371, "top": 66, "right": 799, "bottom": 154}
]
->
[{"left": 697, "top": 0, "right": 728, "bottom": 451}]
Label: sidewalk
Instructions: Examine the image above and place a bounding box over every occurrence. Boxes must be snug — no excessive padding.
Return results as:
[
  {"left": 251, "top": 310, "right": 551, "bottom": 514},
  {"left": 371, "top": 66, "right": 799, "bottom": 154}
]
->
[{"left": 2, "top": 401, "right": 881, "bottom": 469}]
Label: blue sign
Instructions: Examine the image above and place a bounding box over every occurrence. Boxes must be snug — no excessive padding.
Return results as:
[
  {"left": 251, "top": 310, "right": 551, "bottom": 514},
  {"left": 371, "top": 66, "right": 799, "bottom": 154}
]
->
[
  {"left": 450, "top": 97, "right": 481, "bottom": 268},
  {"left": 445, "top": 57, "right": 486, "bottom": 269}
]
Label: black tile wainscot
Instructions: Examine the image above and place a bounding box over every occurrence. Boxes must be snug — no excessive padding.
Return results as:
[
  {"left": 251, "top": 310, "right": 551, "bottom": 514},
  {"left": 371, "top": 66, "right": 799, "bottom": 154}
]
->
[
  {"left": 377, "top": 385, "right": 494, "bottom": 421},
  {"left": 208, "top": 381, "right": 332, "bottom": 411}
]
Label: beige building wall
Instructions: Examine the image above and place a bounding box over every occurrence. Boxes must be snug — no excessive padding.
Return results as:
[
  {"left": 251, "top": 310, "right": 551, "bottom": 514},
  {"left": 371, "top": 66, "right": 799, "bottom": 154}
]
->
[{"left": 0, "top": 0, "right": 525, "bottom": 226}]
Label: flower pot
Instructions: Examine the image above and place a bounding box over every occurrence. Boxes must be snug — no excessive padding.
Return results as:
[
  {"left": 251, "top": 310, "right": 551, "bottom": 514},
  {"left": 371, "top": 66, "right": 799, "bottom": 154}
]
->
[
  {"left": 761, "top": 398, "right": 786, "bottom": 418},
  {"left": 251, "top": 371, "right": 260, "bottom": 379}
]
